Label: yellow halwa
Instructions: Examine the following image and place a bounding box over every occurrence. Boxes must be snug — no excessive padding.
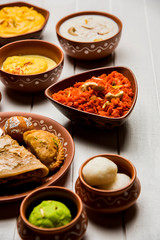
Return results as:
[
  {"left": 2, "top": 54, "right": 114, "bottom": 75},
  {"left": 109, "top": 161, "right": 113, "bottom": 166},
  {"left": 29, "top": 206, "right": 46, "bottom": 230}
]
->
[
  {"left": 0, "top": 6, "right": 45, "bottom": 37},
  {"left": 2, "top": 55, "right": 57, "bottom": 75}
]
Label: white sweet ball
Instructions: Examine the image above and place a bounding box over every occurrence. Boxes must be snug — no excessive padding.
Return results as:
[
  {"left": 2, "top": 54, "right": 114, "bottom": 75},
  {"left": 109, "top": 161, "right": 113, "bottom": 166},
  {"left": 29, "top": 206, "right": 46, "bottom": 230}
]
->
[
  {"left": 82, "top": 157, "right": 118, "bottom": 186},
  {"left": 98, "top": 173, "right": 131, "bottom": 190}
]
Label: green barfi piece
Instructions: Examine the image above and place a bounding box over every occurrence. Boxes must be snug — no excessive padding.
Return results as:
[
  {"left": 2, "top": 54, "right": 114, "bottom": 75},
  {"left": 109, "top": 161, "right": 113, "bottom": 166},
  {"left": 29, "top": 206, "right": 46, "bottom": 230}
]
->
[{"left": 28, "top": 200, "right": 72, "bottom": 228}]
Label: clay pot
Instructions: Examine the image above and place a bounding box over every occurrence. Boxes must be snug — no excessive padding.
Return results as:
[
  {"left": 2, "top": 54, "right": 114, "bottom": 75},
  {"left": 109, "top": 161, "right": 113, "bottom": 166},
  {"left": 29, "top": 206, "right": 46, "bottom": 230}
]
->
[
  {"left": 75, "top": 154, "right": 141, "bottom": 213},
  {"left": 17, "top": 186, "right": 88, "bottom": 240}
]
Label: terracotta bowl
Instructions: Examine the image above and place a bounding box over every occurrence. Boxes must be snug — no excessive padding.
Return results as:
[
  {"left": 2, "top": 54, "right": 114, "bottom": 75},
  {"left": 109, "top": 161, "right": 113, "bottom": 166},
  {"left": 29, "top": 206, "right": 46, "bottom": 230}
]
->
[
  {"left": 0, "top": 39, "right": 64, "bottom": 92},
  {"left": 45, "top": 66, "right": 138, "bottom": 129},
  {"left": 56, "top": 11, "right": 122, "bottom": 60},
  {"left": 17, "top": 186, "right": 88, "bottom": 240},
  {"left": 0, "top": 1, "right": 49, "bottom": 46},
  {"left": 75, "top": 154, "right": 141, "bottom": 213}
]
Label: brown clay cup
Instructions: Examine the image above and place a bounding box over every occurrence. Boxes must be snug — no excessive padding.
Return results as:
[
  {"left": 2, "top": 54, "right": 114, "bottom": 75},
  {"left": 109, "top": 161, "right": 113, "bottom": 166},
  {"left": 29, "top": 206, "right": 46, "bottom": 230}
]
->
[
  {"left": 75, "top": 154, "right": 141, "bottom": 213},
  {"left": 17, "top": 186, "right": 88, "bottom": 240}
]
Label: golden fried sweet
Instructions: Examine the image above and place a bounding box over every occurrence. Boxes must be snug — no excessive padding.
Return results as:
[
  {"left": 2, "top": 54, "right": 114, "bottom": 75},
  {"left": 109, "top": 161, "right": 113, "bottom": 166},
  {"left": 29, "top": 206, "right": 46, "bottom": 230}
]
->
[
  {"left": 23, "top": 130, "right": 64, "bottom": 172},
  {"left": 3, "top": 116, "right": 33, "bottom": 143}
]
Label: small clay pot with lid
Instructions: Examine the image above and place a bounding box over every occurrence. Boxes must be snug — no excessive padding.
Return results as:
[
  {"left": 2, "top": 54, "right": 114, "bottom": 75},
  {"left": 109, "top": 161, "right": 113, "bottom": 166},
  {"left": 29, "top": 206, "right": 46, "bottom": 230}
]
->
[{"left": 75, "top": 154, "right": 141, "bottom": 213}]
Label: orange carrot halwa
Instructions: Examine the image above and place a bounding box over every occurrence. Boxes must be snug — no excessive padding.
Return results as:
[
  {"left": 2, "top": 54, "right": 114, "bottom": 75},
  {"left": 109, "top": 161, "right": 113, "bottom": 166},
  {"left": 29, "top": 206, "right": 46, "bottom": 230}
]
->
[{"left": 52, "top": 71, "right": 134, "bottom": 118}]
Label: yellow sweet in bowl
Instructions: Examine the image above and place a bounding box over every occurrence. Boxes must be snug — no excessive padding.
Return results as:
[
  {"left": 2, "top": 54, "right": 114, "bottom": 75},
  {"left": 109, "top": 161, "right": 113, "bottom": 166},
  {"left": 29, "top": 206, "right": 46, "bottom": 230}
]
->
[
  {"left": 0, "top": 6, "right": 45, "bottom": 37},
  {"left": 2, "top": 55, "right": 57, "bottom": 75}
]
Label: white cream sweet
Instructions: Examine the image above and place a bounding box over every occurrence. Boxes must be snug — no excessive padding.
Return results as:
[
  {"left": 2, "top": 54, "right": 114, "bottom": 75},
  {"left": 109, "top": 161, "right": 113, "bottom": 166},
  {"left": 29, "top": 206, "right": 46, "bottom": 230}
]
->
[
  {"left": 98, "top": 173, "right": 131, "bottom": 190},
  {"left": 82, "top": 156, "right": 131, "bottom": 190},
  {"left": 82, "top": 157, "right": 118, "bottom": 186},
  {"left": 60, "top": 15, "right": 119, "bottom": 42}
]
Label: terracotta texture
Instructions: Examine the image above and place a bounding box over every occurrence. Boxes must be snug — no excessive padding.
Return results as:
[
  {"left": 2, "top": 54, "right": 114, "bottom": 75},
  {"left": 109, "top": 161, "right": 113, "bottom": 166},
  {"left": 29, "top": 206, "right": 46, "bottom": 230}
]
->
[
  {"left": 0, "top": 112, "right": 75, "bottom": 203},
  {"left": 75, "top": 154, "right": 141, "bottom": 213},
  {"left": 56, "top": 11, "right": 122, "bottom": 60},
  {"left": 45, "top": 66, "right": 138, "bottom": 129},
  {"left": 17, "top": 186, "right": 88, "bottom": 240},
  {"left": 0, "top": 39, "right": 64, "bottom": 92},
  {"left": 0, "top": 1, "right": 49, "bottom": 46}
]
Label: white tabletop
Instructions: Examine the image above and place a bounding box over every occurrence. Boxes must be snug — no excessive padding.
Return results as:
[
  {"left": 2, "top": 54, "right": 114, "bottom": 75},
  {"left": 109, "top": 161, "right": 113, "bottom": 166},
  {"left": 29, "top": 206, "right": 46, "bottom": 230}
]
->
[{"left": 0, "top": 0, "right": 160, "bottom": 239}]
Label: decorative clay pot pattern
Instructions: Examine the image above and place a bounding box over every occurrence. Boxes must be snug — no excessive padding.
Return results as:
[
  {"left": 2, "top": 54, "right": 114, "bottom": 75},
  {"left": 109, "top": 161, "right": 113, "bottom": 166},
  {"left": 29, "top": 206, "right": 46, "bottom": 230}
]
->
[
  {"left": 17, "top": 209, "right": 88, "bottom": 240},
  {"left": 57, "top": 35, "right": 121, "bottom": 60},
  {"left": 17, "top": 187, "right": 88, "bottom": 240},
  {"left": 0, "top": 63, "right": 63, "bottom": 92},
  {"left": 75, "top": 154, "right": 141, "bottom": 213},
  {"left": 56, "top": 11, "right": 122, "bottom": 60},
  {"left": 0, "top": 40, "right": 64, "bottom": 92},
  {"left": 75, "top": 177, "right": 141, "bottom": 213}
]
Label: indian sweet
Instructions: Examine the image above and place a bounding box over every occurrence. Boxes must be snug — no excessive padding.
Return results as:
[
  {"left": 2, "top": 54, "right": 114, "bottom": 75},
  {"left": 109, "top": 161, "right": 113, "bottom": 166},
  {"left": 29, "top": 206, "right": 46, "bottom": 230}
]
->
[
  {"left": 60, "top": 15, "right": 119, "bottom": 42},
  {"left": 28, "top": 200, "right": 72, "bottom": 228},
  {"left": 0, "top": 135, "right": 49, "bottom": 189},
  {"left": 2, "top": 55, "right": 57, "bottom": 75},
  {"left": 3, "top": 116, "right": 33, "bottom": 143},
  {"left": 52, "top": 71, "right": 134, "bottom": 118},
  {"left": 82, "top": 157, "right": 118, "bottom": 186},
  {"left": 23, "top": 130, "right": 64, "bottom": 172},
  {"left": 98, "top": 173, "right": 131, "bottom": 190},
  {"left": 82, "top": 156, "right": 131, "bottom": 190},
  {"left": 0, "top": 6, "right": 45, "bottom": 37}
]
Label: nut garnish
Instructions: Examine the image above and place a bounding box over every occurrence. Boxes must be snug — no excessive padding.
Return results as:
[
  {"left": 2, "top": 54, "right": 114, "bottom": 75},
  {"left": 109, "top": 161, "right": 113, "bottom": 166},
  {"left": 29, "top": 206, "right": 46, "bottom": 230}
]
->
[
  {"left": 81, "top": 82, "right": 104, "bottom": 91},
  {"left": 26, "top": 16, "right": 35, "bottom": 21},
  {"left": 93, "top": 38, "right": 103, "bottom": 42},
  {"left": 92, "top": 77, "right": 102, "bottom": 81},
  {"left": 97, "top": 31, "right": 109, "bottom": 35},
  {"left": 105, "top": 90, "right": 124, "bottom": 99},
  {"left": 0, "top": 19, "right": 4, "bottom": 24},
  {"left": 40, "top": 208, "right": 45, "bottom": 218},
  {"left": 68, "top": 27, "right": 78, "bottom": 36},
  {"left": 112, "top": 85, "right": 122, "bottom": 89},
  {"left": 82, "top": 25, "right": 93, "bottom": 30},
  {"left": 102, "top": 101, "right": 110, "bottom": 109}
]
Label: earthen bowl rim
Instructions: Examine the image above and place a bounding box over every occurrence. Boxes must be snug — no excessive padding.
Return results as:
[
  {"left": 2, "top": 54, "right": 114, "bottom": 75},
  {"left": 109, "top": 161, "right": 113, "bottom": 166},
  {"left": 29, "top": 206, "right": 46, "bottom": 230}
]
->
[
  {"left": 0, "top": 1, "right": 50, "bottom": 40},
  {"left": 45, "top": 65, "right": 138, "bottom": 121},
  {"left": 79, "top": 153, "right": 136, "bottom": 195},
  {"left": 20, "top": 186, "right": 83, "bottom": 233},
  {"left": 56, "top": 10, "right": 122, "bottom": 44},
  {"left": 0, "top": 39, "right": 64, "bottom": 77}
]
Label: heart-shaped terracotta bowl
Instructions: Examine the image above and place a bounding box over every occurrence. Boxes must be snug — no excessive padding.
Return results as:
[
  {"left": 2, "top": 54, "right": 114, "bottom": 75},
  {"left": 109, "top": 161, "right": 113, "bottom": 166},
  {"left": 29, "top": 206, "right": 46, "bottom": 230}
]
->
[{"left": 45, "top": 66, "right": 138, "bottom": 129}]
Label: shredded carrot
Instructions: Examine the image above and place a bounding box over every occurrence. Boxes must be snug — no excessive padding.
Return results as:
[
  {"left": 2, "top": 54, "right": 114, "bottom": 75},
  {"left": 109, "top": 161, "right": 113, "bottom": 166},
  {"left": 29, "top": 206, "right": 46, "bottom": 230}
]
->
[{"left": 52, "top": 71, "right": 134, "bottom": 118}]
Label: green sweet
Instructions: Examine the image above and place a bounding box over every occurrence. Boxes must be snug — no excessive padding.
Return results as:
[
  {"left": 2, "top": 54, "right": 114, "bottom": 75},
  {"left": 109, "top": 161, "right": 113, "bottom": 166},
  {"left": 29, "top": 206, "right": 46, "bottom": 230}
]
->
[{"left": 28, "top": 200, "right": 72, "bottom": 228}]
